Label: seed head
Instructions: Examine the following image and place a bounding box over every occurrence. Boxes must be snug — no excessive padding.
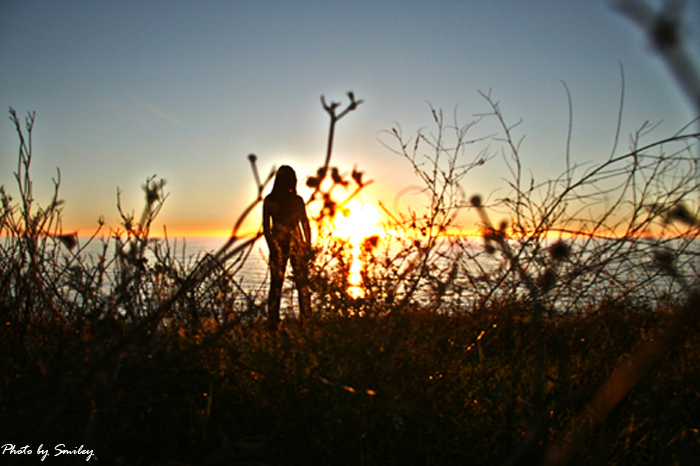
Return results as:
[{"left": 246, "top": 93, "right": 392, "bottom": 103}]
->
[
  {"left": 668, "top": 203, "right": 696, "bottom": 226},
  {"left": 362, "top": 235, "right": 379, "bottom": 252},
  {"left": 538, "top": 267, "right": 557, "bottom": 293},
  {"left": 351, "top": 167, "right": 365, "bottom": 187},
  {"left": 654, "top": 249, "right": 676, "bottom": 276},
  {"left": 652, "top": 17, "right": 680, "bottom": 50},
  {"left": 57, "top": 233, "right": 77, "bottom": 250},
  {"left": 548, "top": 241, "right": 570, "bottom": 261}
]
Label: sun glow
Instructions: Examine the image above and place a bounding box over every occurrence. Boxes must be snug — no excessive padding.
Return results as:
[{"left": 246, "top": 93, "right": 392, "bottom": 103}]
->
[
  {"left": 334, "top": 199, "right": 382, "bottom": 244},
  {"left": 332, "top": 199, "right": 383, "bottom": 299}
]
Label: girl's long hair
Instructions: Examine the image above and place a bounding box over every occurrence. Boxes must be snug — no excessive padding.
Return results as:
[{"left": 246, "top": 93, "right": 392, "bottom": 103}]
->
[{"left": 271, "top": 165, "right": 297, "bottom": 197}]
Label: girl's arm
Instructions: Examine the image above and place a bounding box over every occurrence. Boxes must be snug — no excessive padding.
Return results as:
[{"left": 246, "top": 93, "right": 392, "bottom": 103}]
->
[
  {"left": 263, "top": 199, "right": 273, "bottom": 245},
  {"left": 298, "top": 198, "right": 311, "bottom": 246}
]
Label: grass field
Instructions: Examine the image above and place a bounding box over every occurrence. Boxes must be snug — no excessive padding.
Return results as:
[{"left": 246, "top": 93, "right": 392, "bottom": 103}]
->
[{"left": 2, "top": 296, "right": 699, "bottom": 465}]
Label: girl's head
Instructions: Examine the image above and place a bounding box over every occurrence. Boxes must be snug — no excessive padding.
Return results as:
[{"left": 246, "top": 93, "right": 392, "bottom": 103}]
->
[{"left": 272, "top": 165, "right": 297, "bottom": 194}]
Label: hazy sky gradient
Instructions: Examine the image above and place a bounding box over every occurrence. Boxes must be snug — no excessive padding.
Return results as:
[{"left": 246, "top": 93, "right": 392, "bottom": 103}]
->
[{"left": 1, "top": 0, "right": 698, "bottom": 237}]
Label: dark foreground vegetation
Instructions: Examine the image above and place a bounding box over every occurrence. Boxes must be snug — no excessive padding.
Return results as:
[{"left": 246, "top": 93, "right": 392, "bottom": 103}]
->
[
  {"left": 3, "top": 300, "right": 700, "bottom": 465},
  {"left": 2, "top": 79, "right": 700, "bottom": 466}
]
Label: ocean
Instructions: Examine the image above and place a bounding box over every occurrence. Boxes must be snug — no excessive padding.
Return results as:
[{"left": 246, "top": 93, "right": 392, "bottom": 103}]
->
[
  {"left": 74, "top": 235, "right": 270, "bottom": 285},
  {"left": 67, "top": 234, "right": 698, "bottom": 315}
]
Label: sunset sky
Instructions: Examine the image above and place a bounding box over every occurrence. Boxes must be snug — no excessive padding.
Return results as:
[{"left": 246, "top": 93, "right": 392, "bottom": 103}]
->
[{"left": 1, "top": 0, "right": 698, "bottom": 238}]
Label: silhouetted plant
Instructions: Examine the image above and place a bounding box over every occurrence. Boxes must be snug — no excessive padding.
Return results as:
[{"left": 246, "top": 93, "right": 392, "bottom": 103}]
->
[
  {"left": 612, "top": 0, "right": 700, "bottom": 115},
  {"left": 373, "top": 105, "right": 493, "bottom": 313},
  {"left": 379, "top": 82, "right": 699, "bottom": 320},
  {"left": 372, "top": 70, "right": 699, "bottom": 462},
  {"left": 291, "top": 91, "right": 378, "bottom": 317},
  {"left": 0, "top": 106, "right": 277, "bottom": 456}
]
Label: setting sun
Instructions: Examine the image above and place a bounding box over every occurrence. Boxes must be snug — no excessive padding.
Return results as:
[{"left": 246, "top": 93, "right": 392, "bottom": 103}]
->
[
  {"left": 332, "top": 198, "right": 383, "bottom": 245},
  {"left": 331, "top": 199, "right": 383, "bottom": 299}
]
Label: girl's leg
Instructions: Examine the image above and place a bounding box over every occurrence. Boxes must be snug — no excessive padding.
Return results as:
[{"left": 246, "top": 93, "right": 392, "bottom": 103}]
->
[
  {"left": 290, "top": 247, "right": 311, "bottom": 319},
  {"left": 267, "top": 240, "right": 289, "bottom": 327}
]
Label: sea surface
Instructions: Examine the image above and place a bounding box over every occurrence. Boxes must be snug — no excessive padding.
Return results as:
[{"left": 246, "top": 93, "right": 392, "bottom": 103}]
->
[
  {"left": 75, "top": 235, "right": 270, "bottom": 285},
  {"left": 68, "top": 234, "right": 699, "bottom": 315}
]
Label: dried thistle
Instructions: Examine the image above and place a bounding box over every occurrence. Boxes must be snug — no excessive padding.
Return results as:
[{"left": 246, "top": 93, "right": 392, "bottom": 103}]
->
[
  {"left": 362, "top": 235, "right": 379, "bottom": 252},
  {"left": 351, "top": 167, "right": 365, "bottom": 187},
  {"left": 548, "top": 240, "right": 570, "bottom": 261},
  {"left": 667, "top": 203, "right": 697, "bottom": 226},
  {"left": 56, "top": 233, "right": 78, "bottom": 250}
]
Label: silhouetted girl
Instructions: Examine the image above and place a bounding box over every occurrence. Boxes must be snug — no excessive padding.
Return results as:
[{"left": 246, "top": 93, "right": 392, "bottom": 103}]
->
[{"left": 263, "top": 165, "right": 311, "bottom": 326}]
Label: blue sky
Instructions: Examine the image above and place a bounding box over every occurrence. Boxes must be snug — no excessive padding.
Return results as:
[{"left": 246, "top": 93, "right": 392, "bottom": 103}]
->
[{"left": 1, "top": 0, "right": 698, "bottom": 237}]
